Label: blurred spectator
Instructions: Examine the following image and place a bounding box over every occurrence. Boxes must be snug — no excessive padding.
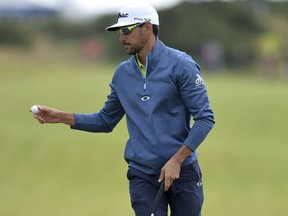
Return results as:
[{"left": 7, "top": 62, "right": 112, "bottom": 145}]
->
[
  {"left": 282, "top": 43, "right": 288, "bottom": 78},
  {"left": 78, "top": 38, "right": 104, "bottom": 60},
  {"left": 200, "top": 40, "right": 224, "bottom": 72},
  {"left": 249, "top": 0, "right": 269, "bottom": 17},
  {"left": 258, "top": 33, "right": 282, "bottom": 78},
  {"left": 232, "top": 43, "right": 251, "bottom": 69}
]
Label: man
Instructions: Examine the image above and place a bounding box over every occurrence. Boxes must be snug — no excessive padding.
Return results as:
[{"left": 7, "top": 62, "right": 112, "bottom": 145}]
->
[{"left": 33, "top": 2, "right": 215, "bottom": 216}]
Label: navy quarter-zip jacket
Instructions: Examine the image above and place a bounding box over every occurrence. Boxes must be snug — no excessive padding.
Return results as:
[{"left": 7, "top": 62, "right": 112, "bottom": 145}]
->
[{"left": 72, "top": 39, "right": 215, "bottom": 174}]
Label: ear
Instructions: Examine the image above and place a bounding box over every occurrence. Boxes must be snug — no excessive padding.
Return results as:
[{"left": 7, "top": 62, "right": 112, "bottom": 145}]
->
[{"left": 144, "top": 22, "right": 153, "bottom": 35}]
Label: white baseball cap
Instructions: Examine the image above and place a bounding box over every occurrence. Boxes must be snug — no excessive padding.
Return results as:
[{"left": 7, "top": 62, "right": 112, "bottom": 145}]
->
[{"left": 106, "top": 2, "right": 159, "bottom": 31}]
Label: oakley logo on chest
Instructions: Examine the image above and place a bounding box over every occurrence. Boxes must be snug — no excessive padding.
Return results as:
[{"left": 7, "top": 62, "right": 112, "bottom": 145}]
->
[{"left": 141, "top": 96, "right": 150, "bottom": 101}]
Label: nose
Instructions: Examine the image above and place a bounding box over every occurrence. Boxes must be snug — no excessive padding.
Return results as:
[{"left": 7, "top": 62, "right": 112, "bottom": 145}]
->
[{"left": 119, "top": 33, "right": 126, "bottom": 42}]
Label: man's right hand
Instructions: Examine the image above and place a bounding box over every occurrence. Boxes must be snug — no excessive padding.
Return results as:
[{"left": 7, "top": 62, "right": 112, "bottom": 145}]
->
[{"left": 32, "top": 105, "right": 75, "bottom": 126}]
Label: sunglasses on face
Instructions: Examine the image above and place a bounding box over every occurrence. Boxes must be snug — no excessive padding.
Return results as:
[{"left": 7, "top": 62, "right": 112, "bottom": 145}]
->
[{"left": 119, "top": 22, "right": 146, "bottom": 35}]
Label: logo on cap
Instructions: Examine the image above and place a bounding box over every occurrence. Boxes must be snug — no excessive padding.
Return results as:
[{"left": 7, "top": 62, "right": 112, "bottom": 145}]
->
[
  {"left": 134, "top": 17, "right": 151, "bottom": 22},
  {"left": 118, "top": 13, "right": 129, "bottom": 18}
]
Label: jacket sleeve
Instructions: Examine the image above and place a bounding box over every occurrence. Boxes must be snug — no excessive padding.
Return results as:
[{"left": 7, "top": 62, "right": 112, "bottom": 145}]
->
[
  {"left": 71, "top": 82, "right": 125, "bottom": 133},
  {"left": 176, "top": 54, "right": 215, "bottom": 151}
]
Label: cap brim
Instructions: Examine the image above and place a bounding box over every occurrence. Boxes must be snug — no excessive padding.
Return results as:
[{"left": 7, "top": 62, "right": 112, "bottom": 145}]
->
[{"left": 106, "top": 21, "right": 138, "bottom": 31}]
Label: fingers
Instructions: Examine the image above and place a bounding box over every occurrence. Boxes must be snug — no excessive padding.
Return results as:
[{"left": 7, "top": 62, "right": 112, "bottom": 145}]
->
[
  {"left": 158, "top": 171, "right": 168, "bottom": 191},
  {"left": 158, "top": 169, "right": 177, "bottom": 191},
  {"left": 30, "top": 105, "right": 65, "bottom": 124},
  {"left": 30, "top": 105, "right": 50, "bottom": 124},
  {"left": 36, "top": 105, "right": 49, "bottom": 114},
  {"left": 33, "top": 114, "right": 47, "bottom": 124},
  {"left": 158, "top": 160, "right": 181, "bottom": 191},
  {"left": 159, "top": 175, "right": 173, "bottom": 191},
  {"left": 158, "top": 169, "right": 164, "bottom": 183}
]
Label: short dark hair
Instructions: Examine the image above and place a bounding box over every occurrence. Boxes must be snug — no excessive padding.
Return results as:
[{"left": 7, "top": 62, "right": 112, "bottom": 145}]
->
[{"left": 152, "top": 25, "right": 159, "bottom": 37}]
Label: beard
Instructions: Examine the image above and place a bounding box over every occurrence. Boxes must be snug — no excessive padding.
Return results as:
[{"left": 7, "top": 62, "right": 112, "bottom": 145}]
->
[{"left": 123, "top": 31, "right": 148, "bottom": 55}]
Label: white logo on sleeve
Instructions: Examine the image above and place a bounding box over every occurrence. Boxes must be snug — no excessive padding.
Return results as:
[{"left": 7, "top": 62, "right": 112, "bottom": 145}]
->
[{"left": 195, "top": 74, "right": 204, "bottom": 86}]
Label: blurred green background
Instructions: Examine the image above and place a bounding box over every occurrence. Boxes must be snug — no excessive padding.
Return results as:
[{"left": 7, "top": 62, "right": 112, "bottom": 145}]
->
[{"left": 1, "top": 1, "right": 288, "bottom": 216}]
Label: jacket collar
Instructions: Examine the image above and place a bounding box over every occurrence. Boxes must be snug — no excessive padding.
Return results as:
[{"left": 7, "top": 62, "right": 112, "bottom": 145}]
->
[
  {"left": 148, "top": 38, "right": 165, "bottom": 61},
  {"left": 133, "top": 38, "right": 165, "bottom": 72}
]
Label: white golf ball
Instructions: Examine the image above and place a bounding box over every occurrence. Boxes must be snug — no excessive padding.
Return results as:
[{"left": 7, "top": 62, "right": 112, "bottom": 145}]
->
[{"left": 30, "top": 105, "right": 39, "bottom": 114}]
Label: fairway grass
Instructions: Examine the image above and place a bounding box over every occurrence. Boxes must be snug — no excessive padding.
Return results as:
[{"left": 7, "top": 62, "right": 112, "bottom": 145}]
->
[{"left": 0, "top": 50, "right": 287, "bottom": 216}]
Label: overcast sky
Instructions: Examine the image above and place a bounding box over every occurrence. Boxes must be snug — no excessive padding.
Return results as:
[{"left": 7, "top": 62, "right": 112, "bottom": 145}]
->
[{"left": 5, "top": 0, "right": 183, "bottom": 18}]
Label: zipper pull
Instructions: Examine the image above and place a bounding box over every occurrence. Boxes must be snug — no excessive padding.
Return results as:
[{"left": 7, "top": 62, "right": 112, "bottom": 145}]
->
[{"left": 143, "top": 78, "right": 147, "bottom": 90}]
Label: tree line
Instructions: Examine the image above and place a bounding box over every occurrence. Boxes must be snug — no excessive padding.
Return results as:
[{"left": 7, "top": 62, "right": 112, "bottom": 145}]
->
[{"left": 1, "top": 1, "right": 287, "bottom": 69}]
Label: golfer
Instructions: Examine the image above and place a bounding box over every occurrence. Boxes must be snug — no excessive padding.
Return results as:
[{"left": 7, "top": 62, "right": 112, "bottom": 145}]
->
[{"left": 33, "top": 2, "right": 215, "bottom": 216}]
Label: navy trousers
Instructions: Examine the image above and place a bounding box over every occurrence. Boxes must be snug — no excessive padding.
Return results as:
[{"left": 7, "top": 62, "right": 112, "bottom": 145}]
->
[{"left": 127, "top": 160, "right": 204, "bottom": 216}]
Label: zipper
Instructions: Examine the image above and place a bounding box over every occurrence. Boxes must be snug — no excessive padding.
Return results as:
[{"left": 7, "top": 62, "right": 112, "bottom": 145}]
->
[
  {"left": 135, "top": 54, "right": 148, "bottom": 90},
  {"left": 143, "top": 55, "right": 148, "bottom": 90},
  {"left": 143, "top": 77, "right": 147, "bottom": 90}
]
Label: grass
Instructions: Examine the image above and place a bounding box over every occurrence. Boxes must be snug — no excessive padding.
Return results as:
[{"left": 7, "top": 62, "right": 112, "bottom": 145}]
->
[
  {"left": 0, "top": 48, "right": 288, "bottom": 216},
  {"left": 200, "top": 73, "right": 288, "bottom": 215}
]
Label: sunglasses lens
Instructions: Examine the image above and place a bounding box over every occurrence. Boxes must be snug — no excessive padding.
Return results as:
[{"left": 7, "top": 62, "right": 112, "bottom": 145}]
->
[{"left": 121, "top": 27, "right": 131, "bottom": 35}]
